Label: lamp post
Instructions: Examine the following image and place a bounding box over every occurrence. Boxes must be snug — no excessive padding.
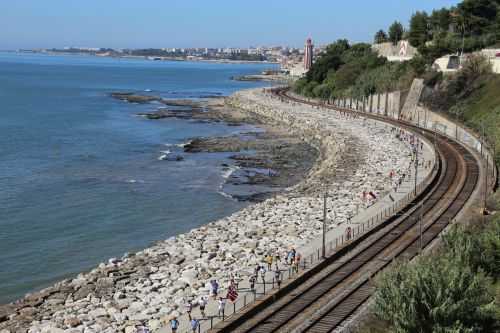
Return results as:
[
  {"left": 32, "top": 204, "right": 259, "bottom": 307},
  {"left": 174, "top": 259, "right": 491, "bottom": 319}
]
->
[
  {"left": 322, "top": 191, "right": 327, "bottom": 259},
  {"left": 419, "top": 201, "right": 423, "bottom": 253},
  {"left": 481, "top": 121, "right": 487, "bottom": 218},
  {"left": 414, "top": 142, "right": 419, "bottom": 197}
]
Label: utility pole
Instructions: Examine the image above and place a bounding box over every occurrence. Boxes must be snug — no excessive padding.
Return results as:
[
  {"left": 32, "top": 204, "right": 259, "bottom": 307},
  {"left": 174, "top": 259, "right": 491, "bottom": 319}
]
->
[
  {"left": 480, "top": 120, "right": 488, "bottom": 218},
  {"left": 322, "top": 191, "right": 327, "bottom": 258},
  {"left": 416, "top": 103, "right": 420, "bottom": 128},
  {"left": 484, "top": 154, "right": 489, "bottom": 216},
  {"left": 419, "top": 201, "right": 423, "bottom": 253},
  {"left": 481, "top": 121, "right": 485, "bottom": 156},
  {"left": 433, "top": 122, "right": 438, "bottom": 171},
  {"left": 425, "top": 107, "right": 428, "bottom": 129},
  {"left": 414, "top": 140, "right": 419, "bottom": 197}
]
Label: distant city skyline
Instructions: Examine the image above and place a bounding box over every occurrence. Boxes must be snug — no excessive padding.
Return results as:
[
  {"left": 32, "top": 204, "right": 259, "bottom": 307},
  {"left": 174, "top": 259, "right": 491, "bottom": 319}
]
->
[{"left": 0, "top": 0, "right": 460, "bottom": 50}]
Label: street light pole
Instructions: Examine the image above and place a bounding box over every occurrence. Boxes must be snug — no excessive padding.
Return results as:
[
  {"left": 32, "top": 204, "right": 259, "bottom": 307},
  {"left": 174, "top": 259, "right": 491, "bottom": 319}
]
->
[
  {"left": 419, "top": 201, "right": 423, "bottom": 253},
  {"left": 480, "top": 120, "right": 488, "bottom": 219},
  {"left": 322, "top": 191, "right": 327, "bottom": 259},
  {"left": 433, "top": 123, "right": 438, "bottom": 171},
  {"left": 481, "top": 121, "right": 485, "bottom": 156},
  {"left": 484, "top": 154, "right": 489, "bottom": 216},
  {"left": 414, "top": 141, "right": 419, "bottom": 197}
]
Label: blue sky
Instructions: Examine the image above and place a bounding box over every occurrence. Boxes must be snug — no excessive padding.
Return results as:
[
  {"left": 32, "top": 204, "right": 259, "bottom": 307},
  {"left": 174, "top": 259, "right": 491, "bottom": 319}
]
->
[{"left": 0, "top": 0, "right": 461, "bottom": 49}]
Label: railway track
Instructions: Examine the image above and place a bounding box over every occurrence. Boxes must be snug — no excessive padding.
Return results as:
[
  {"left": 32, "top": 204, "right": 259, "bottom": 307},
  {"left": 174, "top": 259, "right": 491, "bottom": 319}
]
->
[{"left": 211, "top": 89, "right": 480, "bottom": 333}]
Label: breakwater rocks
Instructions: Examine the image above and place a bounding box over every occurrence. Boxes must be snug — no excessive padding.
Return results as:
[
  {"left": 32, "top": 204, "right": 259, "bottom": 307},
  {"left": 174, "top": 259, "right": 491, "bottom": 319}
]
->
[{"left": 0, "top": 89, "right": 412, "bottom": 333}]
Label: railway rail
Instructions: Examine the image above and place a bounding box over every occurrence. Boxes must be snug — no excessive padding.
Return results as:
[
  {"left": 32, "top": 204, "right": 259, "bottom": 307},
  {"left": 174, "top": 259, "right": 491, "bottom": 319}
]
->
[{"left": 210, "top": 88, "right": 481, "bottom": 333}]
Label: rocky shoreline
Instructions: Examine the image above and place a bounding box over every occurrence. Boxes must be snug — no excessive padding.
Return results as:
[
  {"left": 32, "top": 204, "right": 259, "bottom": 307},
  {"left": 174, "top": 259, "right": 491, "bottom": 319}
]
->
[
  {"left": 231, "top": 74, "right": 289, "bottom": 83},
  {"left": 113, "top": 92, "right": 320, "bottom": 202},
  {"left": 0, "top": 89, "right": 413, "bottom": 333}
]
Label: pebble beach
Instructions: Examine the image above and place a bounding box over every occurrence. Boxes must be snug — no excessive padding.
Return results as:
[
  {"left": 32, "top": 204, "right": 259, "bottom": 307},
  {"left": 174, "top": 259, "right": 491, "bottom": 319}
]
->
[{"left": 0, "top": 88, "right": 414, "bottom": 333}]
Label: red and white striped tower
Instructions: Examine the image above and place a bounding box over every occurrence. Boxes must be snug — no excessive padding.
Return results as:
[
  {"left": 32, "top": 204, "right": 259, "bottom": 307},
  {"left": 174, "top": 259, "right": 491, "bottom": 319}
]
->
[{"left": 304, "top": 38, "right": 314, "bottom": 70}]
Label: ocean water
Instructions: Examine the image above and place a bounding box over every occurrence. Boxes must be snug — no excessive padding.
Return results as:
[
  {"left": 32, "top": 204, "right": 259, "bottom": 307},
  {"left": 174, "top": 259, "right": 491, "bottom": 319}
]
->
[{"left": 0, "top": 52, "right": 276, "bottom": 303}]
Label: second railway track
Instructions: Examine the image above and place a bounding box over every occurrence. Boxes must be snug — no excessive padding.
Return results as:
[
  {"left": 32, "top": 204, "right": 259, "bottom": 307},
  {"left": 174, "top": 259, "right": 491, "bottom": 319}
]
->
[{"left": 211, "top": 89, "right": 480, "bottom": 333}]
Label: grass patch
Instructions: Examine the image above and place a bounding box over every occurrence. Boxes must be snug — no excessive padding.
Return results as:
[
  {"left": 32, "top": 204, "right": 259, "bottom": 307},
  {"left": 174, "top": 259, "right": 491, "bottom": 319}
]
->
[{"left": 461, "top": 74, "right": 500, "bottom": 165}]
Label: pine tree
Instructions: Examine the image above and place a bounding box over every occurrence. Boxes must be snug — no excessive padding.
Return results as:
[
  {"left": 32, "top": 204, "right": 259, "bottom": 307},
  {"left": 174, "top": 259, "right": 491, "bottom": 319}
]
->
[
  {"left": 388, "top": 21, "right": 404, "bottom": 45},
  {"left": 374, "top": 30, "right": 388, "bottom": 44},
  {"left": 409, "top": 11, "right": 430, "bottom": 48}
]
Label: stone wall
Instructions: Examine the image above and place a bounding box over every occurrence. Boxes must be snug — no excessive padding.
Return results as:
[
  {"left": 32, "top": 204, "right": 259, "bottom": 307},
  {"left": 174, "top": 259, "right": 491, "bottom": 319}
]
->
[{"left": 332, "top": 91, "right": 404, "bottom": 119}]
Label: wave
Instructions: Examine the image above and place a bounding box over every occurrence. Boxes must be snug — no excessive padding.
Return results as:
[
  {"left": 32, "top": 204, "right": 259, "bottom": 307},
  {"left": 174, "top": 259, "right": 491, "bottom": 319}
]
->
[
  {"left": 156, "top": 150, "right": 173, "bottom": 161},
  {"left": 221, "top": 165, "right": 239, "bottom": 179},
  {"left": 217, "top": 189, "right": 237, "bottom": 200},
  {"left": 127, "top": 179, "right": 144, "bottom": 184},
  {"left": 217, "top": 165, "right": 240, "bottom": 201},
  {"left": 164, "top": 140, "right": 191, "bottom": 148}
]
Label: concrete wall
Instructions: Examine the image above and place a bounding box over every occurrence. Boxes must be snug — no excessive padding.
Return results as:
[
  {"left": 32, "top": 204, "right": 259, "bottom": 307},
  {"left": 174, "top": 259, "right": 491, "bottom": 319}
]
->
[
  {"left": 414, "top": 105, "right": 497, "bottom": 200},
  {"left": 334, "top": 91, "right": 403, "bottom": 119},
  {"left": 492, "top": 58, "right": 500, "bottom": 74}
]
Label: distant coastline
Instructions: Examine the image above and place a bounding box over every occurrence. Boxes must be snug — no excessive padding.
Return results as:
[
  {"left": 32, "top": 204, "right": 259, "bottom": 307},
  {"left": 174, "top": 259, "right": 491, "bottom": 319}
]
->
[{"left": 13, "top": 49, "right": 281, "bottom": 65}]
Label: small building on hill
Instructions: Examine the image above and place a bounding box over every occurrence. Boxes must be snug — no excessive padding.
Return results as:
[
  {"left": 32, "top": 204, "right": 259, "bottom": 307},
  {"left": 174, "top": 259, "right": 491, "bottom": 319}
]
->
[{"left": 371, "top": 40, "right": 417, "bottom": 62}]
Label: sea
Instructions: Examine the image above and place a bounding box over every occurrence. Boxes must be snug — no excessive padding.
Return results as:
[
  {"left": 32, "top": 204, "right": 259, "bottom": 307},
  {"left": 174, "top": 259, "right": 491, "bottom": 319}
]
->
[{"left": 0, "top": 52, "right": 277, "bottom": 303}]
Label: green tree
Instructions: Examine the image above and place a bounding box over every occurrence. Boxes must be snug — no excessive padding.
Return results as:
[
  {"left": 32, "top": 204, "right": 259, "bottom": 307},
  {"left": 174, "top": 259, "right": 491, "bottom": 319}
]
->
[
  {"left": 388, "top": 21, "right": 404, "bottom": 45},
  {"left": 374, "top": 29, "right": 388, "bottom": 44},
  {"left": 302, "top": 81, "right": 320, "bottom": 97},
  {"left": 430, "top": 8, "right": 451, "bottom": 35},
  {"left": 409, "top": 11, "right": 430, "bottom": 48},
  {"left": 457, "top": 0, "right": 498, "bottom": 36},
  {"left": 374, "top": 256, "right": 498, "bottom": 332},
  {"left": 293, "top": 78, "right": 308, "bottom": 94},
  {"left": 331, "top": 63, "right": 363, "bottom": 92},
  {"left": 312, "top": 83, "right": 332, "bottom": 100},
  {"left": 496, "top": 12, "right": 500, "bottom": 42},
  {"left": 305, "top": 39, "right": 348, "bottom": 83},
  {"left": 472, "top": 221, "right": 500, "bottom": 278}
]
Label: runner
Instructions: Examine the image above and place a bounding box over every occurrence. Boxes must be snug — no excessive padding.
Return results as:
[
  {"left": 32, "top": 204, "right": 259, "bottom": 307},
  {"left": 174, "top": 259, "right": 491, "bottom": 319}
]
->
[
  {"left": 293, "top": 255, "right": 300, "bottom": 273},
  {"left": 198, "top": 296, "right": 207, "bottom": 318},
  {"left": 185, "top": 299, "right": 193, "bottom": 320},
  {"left": 274, "top": 268, "right": 282, "bottom": 288},
  {"left": 218, "top": 297, "right": 226, "bottom": 318},
  {"left": 260, "top": 265, "right": 267, "bottom": 284},
  {"left": 249, "top": 274, "right": 256, "bottom": 291},
  {"left": 210, "top": 280, "right": 219, "bottom": 299},
  {"left": 169, "top": 317, "right": 179, "bottom": 333},
  {"left": 265, "top": 254, "right": 273, "bottom": 271},
  {"left": 190, "top": 318, "right": 200, "bottom": 333},
  {"left": 274, "top": 250, "right": 280, "bottom": 264},
  {"left": 295, "top": 253, "right": 302, "bottom": 271}
]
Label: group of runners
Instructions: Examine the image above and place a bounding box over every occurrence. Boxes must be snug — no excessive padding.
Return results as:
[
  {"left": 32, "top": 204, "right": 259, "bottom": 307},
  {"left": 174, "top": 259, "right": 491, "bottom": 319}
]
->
[{"left": 163, "top": 247, "right": 302, "bottom": 332}]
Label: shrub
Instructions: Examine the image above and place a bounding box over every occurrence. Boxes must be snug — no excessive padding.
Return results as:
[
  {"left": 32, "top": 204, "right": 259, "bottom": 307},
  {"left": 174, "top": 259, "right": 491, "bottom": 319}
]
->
[
  {"left": 373, "top": 220, "right": 500, "bottom": 332},
  {"left": 373, "top": 255, "right": 498, "bottom": 332}
]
